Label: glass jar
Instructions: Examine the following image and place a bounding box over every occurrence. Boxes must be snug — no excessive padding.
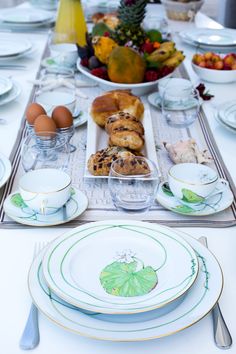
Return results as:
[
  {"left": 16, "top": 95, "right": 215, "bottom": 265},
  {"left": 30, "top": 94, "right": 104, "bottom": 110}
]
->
[{"left": 54, "top": 0, "right": 87, "bottom": 46}]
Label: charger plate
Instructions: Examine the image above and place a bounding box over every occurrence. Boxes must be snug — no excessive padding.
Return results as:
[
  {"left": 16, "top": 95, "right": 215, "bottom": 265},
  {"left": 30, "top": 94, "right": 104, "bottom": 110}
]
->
[
  {"left": 29, "top": 227, "right": 223, "bottom": 341},
  {"left": 42, "top": 220, "right": 198, "bottom": 314}
]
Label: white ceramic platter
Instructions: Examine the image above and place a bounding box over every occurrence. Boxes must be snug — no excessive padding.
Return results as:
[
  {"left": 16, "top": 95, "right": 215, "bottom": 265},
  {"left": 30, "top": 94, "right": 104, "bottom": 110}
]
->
[
  {"left": 0, "top": 38, "right": 32, "bottom": 57},
  {"left": 29, "top": 226, "right": 223, "bottom": 341},
  {"left": 77, "top": 61, "right": 173, "bottom": 96},
  {"left": 218, "top": 101, "right": 236, "bottom": 129},
  {"left": 156, "top": 181, "right": 234, "bottom": 216},
  {"left": 0, "top": 8, "right": 53, "bottom": 24},
  {"left": 42, "top": 220, "right": 198, "bottom": 314},
  {"left": 3, "top": 187, "right": 88, "bottom": 227},
  {"left": 0, "top": 76, "right": 12, "bottom": 96},
  {"left": 0, "top": 81, "right": 21, "bottom": 106},
  {"left": 84, "top": 105, "right": 158, "bottom": 178},
  {"left": 0, "top": 152, "right": 11, "bottom": 188}
]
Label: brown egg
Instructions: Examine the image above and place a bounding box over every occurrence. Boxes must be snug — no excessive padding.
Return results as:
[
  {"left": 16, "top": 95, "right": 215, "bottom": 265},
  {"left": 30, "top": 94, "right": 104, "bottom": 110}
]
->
[
  {"left": 34, "top": 115, "right": 57, "bottom": 137},
  {"left": 25, "top": 103, "right": 46, "bottom": 125},
  {"left": 52, "top": 106, "right": 73, "bottom": 128}
]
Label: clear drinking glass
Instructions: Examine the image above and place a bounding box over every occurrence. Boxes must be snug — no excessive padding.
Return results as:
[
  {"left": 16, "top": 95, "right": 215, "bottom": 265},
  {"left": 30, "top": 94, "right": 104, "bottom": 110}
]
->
[
  {"left": 21, "top": 132, "right": 70, "bottom": 173},
  {"left": 162, "top": 86, "right": 200, "bottom": 128},
  {"left": 108, "top": 156, "right": 160, "bottom": 213}
]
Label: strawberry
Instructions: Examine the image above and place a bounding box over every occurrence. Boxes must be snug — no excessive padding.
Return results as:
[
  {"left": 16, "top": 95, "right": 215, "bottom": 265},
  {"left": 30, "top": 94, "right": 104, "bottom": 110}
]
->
[
  {"left": 141, "top": 42, "right": 154, "bottom": 54},
  {"left": 91, "top": 67, "right": 109, "bottom": 80},
  {"left": 145, "top": 70, "right": 159, "bottom": 81},
  {"left": 80, "top": 57, "right": 89, "bottom": 67}
]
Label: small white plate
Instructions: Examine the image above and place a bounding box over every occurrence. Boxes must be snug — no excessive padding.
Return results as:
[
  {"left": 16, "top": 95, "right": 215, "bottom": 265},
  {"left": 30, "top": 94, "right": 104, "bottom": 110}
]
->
[
  {"left": 3, "top": 187, "right": 88, "bottom": 227},
  {"left": 218, "top": 101, "right": 236, "bottom": 129},
  {"left": 0, "top": 153, "right": 11, "bottom": 188},
  {"left": 148, "top": 92, "right": 198, "bottom": 111},
  {"left": 156, "top": 181, "right": 234, "bottom": 216},
  {"left": 0, "top": 76, "right": 12, "bottom": 96},
  {"left": 28, "top": 226, "right": 223, "bottom": 341},
  {"left": 0, "top": 81, "right": 21, "bottom": 106},
  {"left": 0, "top": 8, "right": 53, "bottom": 24},
  {"left": 0, "top": 38, "right": 32, "bottom": 57},
  {"left": 42, "top": 220, "right": 198, "bottom": 314},
  {"left": 73, "top": 111, "right": 88, "bottom": 128},
  {"left": 180, "top": 29, "right": 236, "bottom": 47}
]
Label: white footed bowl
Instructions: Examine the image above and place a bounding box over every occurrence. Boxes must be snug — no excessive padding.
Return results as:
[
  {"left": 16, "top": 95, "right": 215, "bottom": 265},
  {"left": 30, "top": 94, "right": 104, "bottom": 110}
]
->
[{"left": 192, "top": 62, "right": 236, "bottom": 84}]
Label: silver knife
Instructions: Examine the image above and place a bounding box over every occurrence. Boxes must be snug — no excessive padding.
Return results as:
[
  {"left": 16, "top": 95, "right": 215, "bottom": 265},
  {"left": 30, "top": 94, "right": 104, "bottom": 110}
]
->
[{"left": 198, "top": 236, "right": 232, "bottom": 349}]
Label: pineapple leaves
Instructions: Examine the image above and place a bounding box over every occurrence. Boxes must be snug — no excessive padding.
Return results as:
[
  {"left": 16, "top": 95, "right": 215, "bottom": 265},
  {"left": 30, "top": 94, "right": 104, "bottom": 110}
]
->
[{"left": 100, "top": 260, "right": 158, "bottom": 297}]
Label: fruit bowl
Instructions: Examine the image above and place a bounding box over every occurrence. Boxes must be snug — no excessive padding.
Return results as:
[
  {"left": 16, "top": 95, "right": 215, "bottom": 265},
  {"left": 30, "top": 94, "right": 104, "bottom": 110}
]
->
[
  {"left": 77, "top": 60, "right": 175, "bottom": 96},
  {"left": 192, "top": 62, "right": 236, "bottom": 84}
]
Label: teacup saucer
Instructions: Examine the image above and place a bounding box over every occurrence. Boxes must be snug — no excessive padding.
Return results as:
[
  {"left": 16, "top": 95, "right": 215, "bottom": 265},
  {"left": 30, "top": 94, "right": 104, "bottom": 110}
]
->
[
  {"left": 148, "top": 92, "right": 198, "bottom": 111},
  {"left": 3, "top": 187, "right": 88, "bottom": 227},
  {"left": 156, "top": 181, "right": 234, "bottom": 216},
  {"left": 148, "top": 92, "right": 162, "bottom": 109},
  {"left": 41, "top": 57, "right": 75, "bottom": 74}
]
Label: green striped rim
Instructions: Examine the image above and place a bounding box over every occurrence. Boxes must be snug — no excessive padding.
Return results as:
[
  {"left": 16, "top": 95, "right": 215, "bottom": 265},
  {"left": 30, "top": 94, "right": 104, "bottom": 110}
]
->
[{"left": 44, "top": 223, "right": 198, "bottom": 312}]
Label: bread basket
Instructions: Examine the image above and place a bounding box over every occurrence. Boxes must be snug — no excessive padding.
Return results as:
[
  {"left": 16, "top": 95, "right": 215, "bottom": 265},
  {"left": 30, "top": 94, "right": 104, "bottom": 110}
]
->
[{"left": 161, "top": 0, "right": 204, "bottom": 21}]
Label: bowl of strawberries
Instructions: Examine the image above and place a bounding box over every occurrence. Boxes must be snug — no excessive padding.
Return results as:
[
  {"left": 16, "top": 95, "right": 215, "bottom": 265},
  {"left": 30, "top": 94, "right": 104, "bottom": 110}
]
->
[{"left": 192, "top": 52, "right": 236, "bottom": 84}]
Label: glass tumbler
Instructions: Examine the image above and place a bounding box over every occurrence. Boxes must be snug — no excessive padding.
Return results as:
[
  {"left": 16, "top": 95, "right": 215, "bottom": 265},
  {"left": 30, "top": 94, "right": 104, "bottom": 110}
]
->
[
  {"left": 162, "top": 86, "right": 200, "bottom": 128},
  {"left": 108, "top": 156, "right": 160, "bottom": 213},
  {"left": 21, "top": 132, "right": 70, "bottom": 173}
]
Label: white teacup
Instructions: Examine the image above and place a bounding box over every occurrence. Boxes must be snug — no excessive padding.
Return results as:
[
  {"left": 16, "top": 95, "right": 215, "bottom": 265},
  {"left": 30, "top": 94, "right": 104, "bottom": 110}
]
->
[
  {"left": 36, "top": 91, "right": 76, "bottom": 115},
  {"left": 158, "top": 78, "right": 193, "bottom": 98},
  {"left": 19, "top": 168, "right": 71, "bottom": 214},
  {"left": 168, "top": 163, "right": 226, "bottom": 203},
  {"left": 50, "top": 43, "right": 78, "bottom": 67}
]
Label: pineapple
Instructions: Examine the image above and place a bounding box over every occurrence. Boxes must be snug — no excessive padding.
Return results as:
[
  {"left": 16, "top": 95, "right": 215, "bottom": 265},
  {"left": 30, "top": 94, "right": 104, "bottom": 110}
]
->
[{"left": 113, "top": 0, "right": 148, "bottom": 47}]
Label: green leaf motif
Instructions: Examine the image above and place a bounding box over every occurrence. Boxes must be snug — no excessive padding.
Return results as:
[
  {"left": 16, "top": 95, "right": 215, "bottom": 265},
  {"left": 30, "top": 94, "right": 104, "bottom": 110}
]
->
[
  {"left": 100, "top": 260, "right": 158, "bottom": 297},
  {"left": 70, "top": 187, "right": 76, "bottom": 197},
  {"left": 173, "top": 204, "right": 195, "bottom": 214},
  {"left": 181, "top": 189, "right": 204, "bottom": 204},
  {"left": 11, "top": 193, "right": 27, "bottom": 208},
  {"left": 162, "top": 183, "right": 174, "bottom": 197}
]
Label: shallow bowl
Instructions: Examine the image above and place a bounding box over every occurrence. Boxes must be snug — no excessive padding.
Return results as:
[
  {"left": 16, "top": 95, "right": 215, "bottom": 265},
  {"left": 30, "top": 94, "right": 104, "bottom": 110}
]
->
[{"left": 77, "top": 60, "right": 174, "bottom": 96}]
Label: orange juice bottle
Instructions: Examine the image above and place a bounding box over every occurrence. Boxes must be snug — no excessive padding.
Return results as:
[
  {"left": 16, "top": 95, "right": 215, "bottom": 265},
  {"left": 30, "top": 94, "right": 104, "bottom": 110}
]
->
[{"left": 54, "top": 0, "right": 87, "bottom": 46}]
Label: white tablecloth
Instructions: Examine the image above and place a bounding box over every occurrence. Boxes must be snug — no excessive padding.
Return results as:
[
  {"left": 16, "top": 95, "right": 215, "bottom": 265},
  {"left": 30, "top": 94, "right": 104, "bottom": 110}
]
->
[{"left": 0, "top": 4, "right": 235, "bottom": 354}]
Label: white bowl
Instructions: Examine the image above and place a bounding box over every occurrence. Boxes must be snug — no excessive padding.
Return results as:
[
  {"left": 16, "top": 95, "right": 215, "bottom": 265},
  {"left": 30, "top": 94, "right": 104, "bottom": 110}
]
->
[
  {"left": 192, "top": 62, "right": 236, "bottom": 84},
  {"left": 36, "top": 91, "right": 76, "bottom": 115},
  {"left": 77, "top": 60, "right": 174, "bottom": 96}
]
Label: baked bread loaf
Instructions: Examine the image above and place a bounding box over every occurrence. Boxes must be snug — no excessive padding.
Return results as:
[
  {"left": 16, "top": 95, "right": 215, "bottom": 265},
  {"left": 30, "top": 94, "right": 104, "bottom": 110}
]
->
[
  {"left": 109, "top": 129, "right": 144, "bottom": 151},
  {"left": 90, "top": 90, "right": 144, "bottom": 127},
  {"left": 105, "top": 111, "right": 144, "bottom": 135},
  {"left": 87, "top": 146, "right": 134, "bottom": 176},
  {"left": 112, "top": 156, "right": 150, "bottom": 175}
]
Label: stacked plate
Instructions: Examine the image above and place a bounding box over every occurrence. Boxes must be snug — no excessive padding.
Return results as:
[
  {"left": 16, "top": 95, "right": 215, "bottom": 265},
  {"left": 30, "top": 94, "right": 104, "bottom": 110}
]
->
[
  {"left": 0, "top": 37, "right": 33, "bottom": 61},
  {"left": 216, "top": 101, "right": 236, "bottom": 134},
  {"left": 179, "top": 28, "right": 236, "bottom": 52},
  {"left": 0, "top": 75, "right": 21, "bottom": 106},
  {"left": 28, "top": 220, "right": 223, "bottom": 341},
  {"left": 0, "top": 8, "right": 54, "bottom": 30}
]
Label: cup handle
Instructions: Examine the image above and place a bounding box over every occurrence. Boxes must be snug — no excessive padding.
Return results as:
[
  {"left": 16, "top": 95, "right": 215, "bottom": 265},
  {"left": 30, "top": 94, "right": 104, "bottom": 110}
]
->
[{"left": 207, "top": 178, "right": 229, "bottom": 199}]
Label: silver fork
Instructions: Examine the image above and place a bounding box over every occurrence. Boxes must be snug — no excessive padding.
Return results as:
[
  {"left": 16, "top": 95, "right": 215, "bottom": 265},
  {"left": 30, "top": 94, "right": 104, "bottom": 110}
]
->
[
  {"left": 19, "top": 242, "right": 46, "bottom": 350},
  {"left": 198, "top": 236, "right": 233, "bottom": 349}
]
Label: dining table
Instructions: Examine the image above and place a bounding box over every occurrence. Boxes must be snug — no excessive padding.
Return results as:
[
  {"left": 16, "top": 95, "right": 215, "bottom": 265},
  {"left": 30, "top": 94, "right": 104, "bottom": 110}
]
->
[{"left": 0, "top": 2, "right": 235, "bottom": 354}]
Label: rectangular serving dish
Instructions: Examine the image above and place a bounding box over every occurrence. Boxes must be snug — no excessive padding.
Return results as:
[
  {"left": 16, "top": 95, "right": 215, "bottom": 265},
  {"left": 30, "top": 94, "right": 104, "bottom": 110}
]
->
[{"left": 84, "top": 105, "right": 159, "bottom": 178}]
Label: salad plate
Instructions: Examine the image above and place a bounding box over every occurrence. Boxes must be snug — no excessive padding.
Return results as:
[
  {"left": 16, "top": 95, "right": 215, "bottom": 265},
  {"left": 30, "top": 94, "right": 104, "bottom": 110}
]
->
[
  {"left": 28, "top": 226, "right": 223, "bottom": 341},
  {"left": 0, "top": 8, "right": 53, "bottom": 24},
  {"left": 42, "top": 220, "right": 198, "bottom": 314},
  {"left": 0, "top": 81, "right": 21, "bottom": 106},
  {"left": 84, "top": 105, "right": 158, "bottom": 178},
  {"left": 0, "top": 38, "right": 32, "bottom": 58},
  {"left": 3, "top": 187, "right": 88, "bottom": 227},
  {"left": 156, "top": 181, "right": 234, "bottom": 216},
  {"left": 0, "top": 153, "right": 11, "bottom": 188},
  {"left": 0, "top": 76, "right": 13, "bottom": 96},
  {"left": 218, "top": 101, "right": 236, "bottom": 129}
]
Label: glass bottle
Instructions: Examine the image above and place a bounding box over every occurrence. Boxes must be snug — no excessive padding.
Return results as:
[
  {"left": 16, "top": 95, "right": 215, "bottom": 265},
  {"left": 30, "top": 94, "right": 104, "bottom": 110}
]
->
[{"left": 54, "top": 0, "right": 87, "bottom": 46}]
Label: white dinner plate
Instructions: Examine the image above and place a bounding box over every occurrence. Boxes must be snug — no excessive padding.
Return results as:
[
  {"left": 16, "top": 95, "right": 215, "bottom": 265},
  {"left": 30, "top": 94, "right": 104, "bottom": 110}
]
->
[
  {"left": 0, "top": 8, "right": 53, "bottom": 24},
  {"left": 0, "top": 76, "right": 13, "bottom": 96},
  {"left": 0, "top": 152, "right": 11, "bottom": 188},
  {"left": 42, "top": 220, "right": 199, "bottom": 314},
  {"left": 0, "top": 81, "right": 21, "bottom": 106},
  {"left": 3, "top": 187, "right": 88, "bottom": 227},
  {"left": 84, "top": 105, "right": 158, "bottom": 178},
  {"left": 29, "top": 226, "right": 223, "bottom": 341},
  {"left": 180, "top": 28, "right": 236, "bottom": 47},
  {"left": 0, "top": 38, "right": 32, "bottom": 58}
]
